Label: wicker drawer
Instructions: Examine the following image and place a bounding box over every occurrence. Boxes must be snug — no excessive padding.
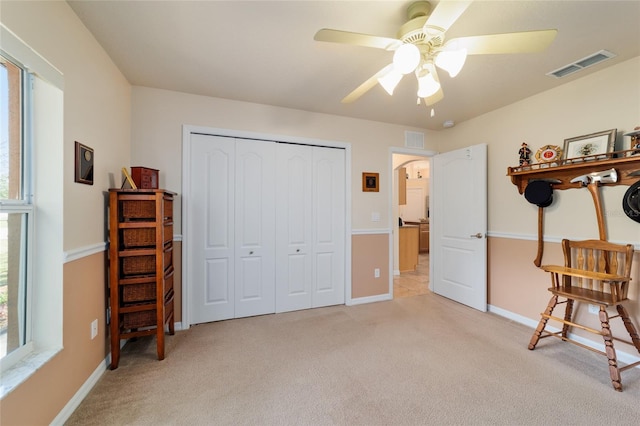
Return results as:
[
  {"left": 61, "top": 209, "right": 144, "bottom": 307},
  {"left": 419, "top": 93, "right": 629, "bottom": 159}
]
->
[
  {"left": 123, "top": 308, "right": 156, "bottom": 329},
  {"left": 121, "top": 255, "right": 156, "bottom": 277},
  {"left": 120, "top": 200, "right": 156, "bottom": 221},
  {"left": 122, "top": 281, "right": 156, "bottom": 303},
  {"left": 121, "top": 227, "right": 156, "bottom": 249}
]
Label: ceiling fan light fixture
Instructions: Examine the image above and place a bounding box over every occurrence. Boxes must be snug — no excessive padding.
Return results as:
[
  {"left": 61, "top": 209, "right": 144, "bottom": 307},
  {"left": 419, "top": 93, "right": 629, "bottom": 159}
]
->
[
  {"left": 416, "top": 72, "right": 440, "bottom": 98},
  {"left": 393, "top": 43, "right": 421, "bottom": 74},
  {"left": 435, "top": 48, "right": 467, "bottom": 78},
  {"left": 378, "top": 69, "right": 403, "bottom": 95}
]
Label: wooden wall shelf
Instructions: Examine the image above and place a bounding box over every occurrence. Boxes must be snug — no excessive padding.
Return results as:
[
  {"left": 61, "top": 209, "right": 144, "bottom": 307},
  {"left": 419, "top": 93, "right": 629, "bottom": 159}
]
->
[{"left": 507, "top": 150, "right": 640, "bottom": 194}]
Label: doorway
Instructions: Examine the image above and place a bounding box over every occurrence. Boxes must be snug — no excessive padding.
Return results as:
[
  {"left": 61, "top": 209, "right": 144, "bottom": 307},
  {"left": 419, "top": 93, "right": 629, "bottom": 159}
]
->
[{"left": 391, "top": 150, "right": 433, "bottom": 299}]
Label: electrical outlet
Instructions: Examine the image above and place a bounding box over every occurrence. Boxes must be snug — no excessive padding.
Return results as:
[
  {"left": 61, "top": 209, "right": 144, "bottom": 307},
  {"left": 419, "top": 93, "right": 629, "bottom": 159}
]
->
[
  {"left": 588, "top": 304, "right": 599, "bottom": 314},
  {"left": 91, "top": 319, "right": 98, "bottom": 339},
  {"left": 374, "top": 268, "right": 380, "bottom": 278}
]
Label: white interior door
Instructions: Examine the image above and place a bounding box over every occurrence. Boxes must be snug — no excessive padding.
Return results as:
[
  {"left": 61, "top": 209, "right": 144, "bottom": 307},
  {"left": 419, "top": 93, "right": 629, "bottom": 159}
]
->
[
  {"left": 312, "top": 146, "right": 345, "bottom": 308},
  {"left": 431, "top": 144, "right": 487, "bottom": 312},
  {"left": 234, "top": 139, "right": 276, "bottom": 318},
  {"left": 188, "top": 134, "right": 236, "bottom": 323},
  {"left": 275, "top": 144, "right": 313, "bottom": 313}
]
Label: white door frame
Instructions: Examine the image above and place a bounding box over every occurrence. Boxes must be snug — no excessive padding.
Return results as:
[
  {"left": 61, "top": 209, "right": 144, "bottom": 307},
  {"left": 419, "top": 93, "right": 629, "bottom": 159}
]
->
[
  {"left": 388, "top": 147, "right": 437, "bottom": 297},
  {"left": 181, "top": 125, "right": 352, "bottom": 328}
]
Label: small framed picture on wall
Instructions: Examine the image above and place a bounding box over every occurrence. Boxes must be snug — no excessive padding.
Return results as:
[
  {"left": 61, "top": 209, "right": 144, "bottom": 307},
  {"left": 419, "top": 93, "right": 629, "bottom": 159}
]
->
[
  {"left": 75, "top": 141, "right": 94, "bottom": 185},
  {"left": 362, "top": 172, "right": 379, "bottom": 192}
]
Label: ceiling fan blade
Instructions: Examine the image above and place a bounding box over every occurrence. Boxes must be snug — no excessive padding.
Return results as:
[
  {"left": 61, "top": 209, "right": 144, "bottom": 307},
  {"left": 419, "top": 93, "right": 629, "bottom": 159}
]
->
[
  {"left": 342, "top": 65, "right": 394, "bottom": 104},
  {"left": 314, "top": 29, "right": 402, "bottom": 51},
  {"left": 425, "top": 0, "right": 472, "bottom": 32},
  {"left": 445, "top": 29, "right": 558, "bottom": 55}
]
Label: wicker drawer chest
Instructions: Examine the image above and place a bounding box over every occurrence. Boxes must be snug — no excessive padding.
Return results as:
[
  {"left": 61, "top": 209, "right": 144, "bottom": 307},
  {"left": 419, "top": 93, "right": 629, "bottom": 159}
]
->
[{"left": 108, "top": 189, "right": 176, "bottom": 369}]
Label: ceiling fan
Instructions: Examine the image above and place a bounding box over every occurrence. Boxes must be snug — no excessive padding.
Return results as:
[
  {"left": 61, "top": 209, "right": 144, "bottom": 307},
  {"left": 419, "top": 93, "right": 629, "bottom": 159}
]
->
[{"left": 314, "top": 0, "right": 557, "bottom": 107}]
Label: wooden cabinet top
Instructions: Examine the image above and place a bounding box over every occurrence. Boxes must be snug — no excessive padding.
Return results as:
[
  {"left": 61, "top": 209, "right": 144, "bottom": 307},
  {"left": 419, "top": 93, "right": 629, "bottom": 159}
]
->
[
  {"left": 507, "top": 150, "right": 640, "bottom": 194},
  {"left": 109, "top": 188, "right": 177, "bottom": 196}
]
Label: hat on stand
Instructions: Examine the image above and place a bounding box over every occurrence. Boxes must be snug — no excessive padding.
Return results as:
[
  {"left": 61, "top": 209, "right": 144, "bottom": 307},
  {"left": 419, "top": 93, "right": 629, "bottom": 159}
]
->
[
  {"left": 622, "top": 180, "right": 640, "bottom": 223},
  {"left": 524, "top": 180, "right": 554, "bottom": 208}
]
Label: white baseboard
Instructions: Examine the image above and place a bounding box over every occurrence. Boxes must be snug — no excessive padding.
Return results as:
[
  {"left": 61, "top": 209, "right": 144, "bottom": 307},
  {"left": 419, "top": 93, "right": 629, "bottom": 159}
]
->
[
  {"left": 348, "top": 293, "right": 392, "bottom": 305},
  {"left": 50, "top": 323, "right": 186, "bottom": 425},
  {"left": 50, "top": 354, "right": 110, "bottom": 426},
  {"left": 488, "top": 304, "right": 640, "bottom": 367}
]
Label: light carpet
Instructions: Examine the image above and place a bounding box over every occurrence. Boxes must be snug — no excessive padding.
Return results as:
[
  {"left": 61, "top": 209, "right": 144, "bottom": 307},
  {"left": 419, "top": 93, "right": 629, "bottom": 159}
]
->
[{"left": 66, "top": 293, "right": 640, "bottom": 425}]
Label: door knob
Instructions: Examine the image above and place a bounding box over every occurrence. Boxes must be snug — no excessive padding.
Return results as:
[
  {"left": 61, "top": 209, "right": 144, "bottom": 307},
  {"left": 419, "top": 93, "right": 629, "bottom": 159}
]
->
[
  {"left": 470, "top": 233, "right": 483, "bottom": 239},
  {"left": 296, "top": 249, "right": 300, "bottom": 253},
  {"left": 249, "top": 251, "right": 254, "bottom": 255}
]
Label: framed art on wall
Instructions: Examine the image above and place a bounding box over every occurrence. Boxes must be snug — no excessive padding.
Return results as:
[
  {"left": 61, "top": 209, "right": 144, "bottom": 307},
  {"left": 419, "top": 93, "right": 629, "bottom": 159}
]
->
[
  {"left": 75, "top": 141, "right": 94, "bottom": 185},
  {"left": 362, "top": 172, "right": 379, "bottom": 192}
]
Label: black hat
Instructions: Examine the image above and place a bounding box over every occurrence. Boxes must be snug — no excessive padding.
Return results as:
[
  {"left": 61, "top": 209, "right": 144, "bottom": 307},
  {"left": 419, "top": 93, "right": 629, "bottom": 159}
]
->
[
  {"left": 524, "top": 180, "right": 553, "bottom": 208},
  {"left": 622, "top": 180, "right": 640, "bottom": 224}
]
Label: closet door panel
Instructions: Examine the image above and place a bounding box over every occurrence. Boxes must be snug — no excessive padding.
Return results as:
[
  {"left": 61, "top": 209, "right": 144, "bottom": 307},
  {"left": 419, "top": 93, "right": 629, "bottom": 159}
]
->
[
  {"left": 312, "top": 147, "right": 345, "bottom": 307},
  {"left": 234, "top": 139, "right": 276, "bottom": 318},
  {"left": 275, "top": 144, "right": 313, "bottom": 313},
  {"left": 189, "top": 134, "right": 235, "bottom": 323}
]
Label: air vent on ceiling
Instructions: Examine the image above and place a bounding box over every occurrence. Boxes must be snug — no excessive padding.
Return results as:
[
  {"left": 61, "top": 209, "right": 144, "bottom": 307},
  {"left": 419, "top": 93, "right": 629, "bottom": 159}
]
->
[
  {"left": 547, "top": 50, "right": 616, "bottom": 78},
  {"left": 405, "top": 131, "right": 425, "bottom": 149}
]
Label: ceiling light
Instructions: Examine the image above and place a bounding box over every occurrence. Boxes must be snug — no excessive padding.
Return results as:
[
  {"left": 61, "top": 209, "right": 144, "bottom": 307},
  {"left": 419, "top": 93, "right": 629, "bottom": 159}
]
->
[
  {"left": 430, "top": 108, "right": 435, "bottom": 118},
  {"left": 416, "top": 71, "right": 440, "bottom": 98},
  {"left": 378, "top": 69, "right": 403, "bottom": 95},
  {"left": 393, "top": 43, "right": 421, "bottom": 74},
  {"left": 435, "top": 48, "right": 467, "bottom": 78}
]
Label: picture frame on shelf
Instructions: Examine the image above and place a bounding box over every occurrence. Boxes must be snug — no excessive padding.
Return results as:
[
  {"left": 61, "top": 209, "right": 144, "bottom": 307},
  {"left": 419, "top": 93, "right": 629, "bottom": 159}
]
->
[
  {"left": 74, "top": 141, "right": 94, "bottom": 185},
  {"left": 562, "top": 128, "right": 616, "bottom": 161},
  {"left": 362, "top": 172, "right": 379, "bottom": 192},
  {"left": 624, "top": 127, "right": 640, "bottom": 157}
]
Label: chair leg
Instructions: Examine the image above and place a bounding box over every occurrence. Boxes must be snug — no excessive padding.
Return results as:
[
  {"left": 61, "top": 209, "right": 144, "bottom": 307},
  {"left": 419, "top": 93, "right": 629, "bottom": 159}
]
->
[
  {"left": 616, "top": 304, "right": 640, "bottom": 354},
  {"left": 599, "top": 307, "right": 622, "bottom": 392},
  {"left": 529, "top": 295, "right": 558, "bottom": 350},
  {"left": 562, "top": 298, "right": 574, "bottom": 338}
]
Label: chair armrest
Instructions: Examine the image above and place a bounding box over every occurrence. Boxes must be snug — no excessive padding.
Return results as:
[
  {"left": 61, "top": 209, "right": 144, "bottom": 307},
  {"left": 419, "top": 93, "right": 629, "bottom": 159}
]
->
[{"left": 541, "top": 265, "right": 630, "bottom": 283}]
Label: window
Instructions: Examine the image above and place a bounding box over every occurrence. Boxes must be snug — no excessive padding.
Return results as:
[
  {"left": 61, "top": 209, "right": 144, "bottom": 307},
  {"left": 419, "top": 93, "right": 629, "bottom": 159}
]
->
[
  {"left": 1, "top": 23, "right": 63, "bottom": 397},
  {"left": 0, "top": 53, "right": 32, "bottom": 362}
]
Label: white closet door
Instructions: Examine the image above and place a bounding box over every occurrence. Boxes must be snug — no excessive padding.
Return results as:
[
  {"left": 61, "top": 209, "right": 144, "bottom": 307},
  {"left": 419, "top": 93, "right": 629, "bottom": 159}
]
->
[
  {"left": 234, "top": 139, "right": 276, "bottom": 318},
  {"left": 312, "top": 146, "right": 345, "bottom": 307},
  {"left": 189, "top": 134, "right": 236, "bottom": 323},
  {"left": 275, "top": 144, "right": 313, "bottom": 313}
]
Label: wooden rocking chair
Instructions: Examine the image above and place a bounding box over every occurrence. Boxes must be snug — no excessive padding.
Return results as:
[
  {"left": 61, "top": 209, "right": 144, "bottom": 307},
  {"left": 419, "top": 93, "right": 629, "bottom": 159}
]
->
[{"left": 528, "top": 239, "right": 640, "bottom": 391}]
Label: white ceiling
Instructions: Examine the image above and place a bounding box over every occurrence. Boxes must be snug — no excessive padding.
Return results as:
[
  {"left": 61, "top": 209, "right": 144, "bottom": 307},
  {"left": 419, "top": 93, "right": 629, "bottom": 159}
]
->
[{"left": 67, "top": 0, "right": 640, "bottom": 131}]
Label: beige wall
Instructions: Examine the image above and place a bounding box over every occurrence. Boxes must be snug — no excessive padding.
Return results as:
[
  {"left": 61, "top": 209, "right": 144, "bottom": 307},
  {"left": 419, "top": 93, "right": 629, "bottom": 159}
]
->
[
  {"left": 131, "top": 86, "right": 440, "bottom": 232},
  {"left": 440, "top": 56, "right": 640, "bottom": 243},
  {"left": 352, "top": 234, "right": 390, "bottom": 298},
  {"left": 2, "top": 1, "right": 640, "bottom": 425},
  {"left": 1, "top": 1, "right": 130, "bottom": 425}
]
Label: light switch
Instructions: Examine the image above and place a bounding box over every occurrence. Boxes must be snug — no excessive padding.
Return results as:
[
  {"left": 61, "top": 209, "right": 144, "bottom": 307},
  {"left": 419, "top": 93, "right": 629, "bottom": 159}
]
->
[{"left": 371, "top": 212, "right": 381, "bottom": 222}]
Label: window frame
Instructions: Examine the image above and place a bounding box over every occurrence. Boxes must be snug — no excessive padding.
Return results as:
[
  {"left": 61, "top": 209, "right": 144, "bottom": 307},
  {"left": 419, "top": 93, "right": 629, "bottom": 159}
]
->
[
  {"left": 0, "top": 23, "right": 64, "bottom": 398},
  {"left": 0, "top": 50, "right": 35, "bottom": 371}
]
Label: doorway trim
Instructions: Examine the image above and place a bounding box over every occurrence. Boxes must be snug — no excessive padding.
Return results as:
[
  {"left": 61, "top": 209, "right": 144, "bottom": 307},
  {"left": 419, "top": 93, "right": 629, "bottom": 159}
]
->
[
  {"left": 181, "top": 124, "right": 352, "bottom": 328},
  {"left": 389, "top": 147, "right": 437, "bottom": 297}
]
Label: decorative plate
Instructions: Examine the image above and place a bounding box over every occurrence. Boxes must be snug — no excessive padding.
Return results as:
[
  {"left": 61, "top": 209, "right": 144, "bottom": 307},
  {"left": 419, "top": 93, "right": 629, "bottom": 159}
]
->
[{"left": 535, "top": 145, "right": 563, "bottom": 163}]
